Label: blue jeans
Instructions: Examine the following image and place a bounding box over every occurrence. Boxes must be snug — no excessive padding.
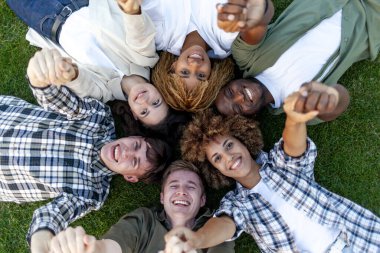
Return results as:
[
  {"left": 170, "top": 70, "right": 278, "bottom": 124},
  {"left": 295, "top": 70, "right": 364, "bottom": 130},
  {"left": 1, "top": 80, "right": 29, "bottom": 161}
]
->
[{"left": 6, "top": 0, "right": 88, "bottom": 43}]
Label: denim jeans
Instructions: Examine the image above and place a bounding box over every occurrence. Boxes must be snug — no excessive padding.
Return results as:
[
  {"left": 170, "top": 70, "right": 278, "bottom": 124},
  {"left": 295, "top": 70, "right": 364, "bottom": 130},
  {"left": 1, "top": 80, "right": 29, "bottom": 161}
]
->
[{"left": 6, "top": 0, "right": 88, "bottom": 43}]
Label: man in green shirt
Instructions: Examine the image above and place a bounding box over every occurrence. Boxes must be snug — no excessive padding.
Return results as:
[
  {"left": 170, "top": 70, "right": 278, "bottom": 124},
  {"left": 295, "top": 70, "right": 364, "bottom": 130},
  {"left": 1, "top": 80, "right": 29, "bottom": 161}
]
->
[
  {"left": 47, "top": 160, "right": 235, "bottom": 253},
  {"left": 215, "top": 0, "right": 379, "bottom": 123}
]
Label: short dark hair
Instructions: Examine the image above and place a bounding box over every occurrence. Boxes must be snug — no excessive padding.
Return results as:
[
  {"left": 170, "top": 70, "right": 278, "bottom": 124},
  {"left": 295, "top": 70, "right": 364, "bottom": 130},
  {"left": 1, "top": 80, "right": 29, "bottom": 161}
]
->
[
  {"left": 180, "top": 109, "right": 263, "bottom": 189},
  {"left": 138, "top": 137, "right": 173, "bottom": 184},
  {"left": 161, "top": 160, "right": 205, "bottom": 193}
]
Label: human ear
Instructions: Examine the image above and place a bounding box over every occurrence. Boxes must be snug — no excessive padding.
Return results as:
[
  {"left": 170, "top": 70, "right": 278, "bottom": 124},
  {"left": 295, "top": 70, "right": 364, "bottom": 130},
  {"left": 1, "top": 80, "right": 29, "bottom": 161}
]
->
[
  {"left": 200, "top": 194, "right": 206, "bottom": 207},
  {"left": 160, "top": 192, "right": 164, "bottom": 205},
  {"left": 123, "top": 175, "right": 139, "bottom": 183}
]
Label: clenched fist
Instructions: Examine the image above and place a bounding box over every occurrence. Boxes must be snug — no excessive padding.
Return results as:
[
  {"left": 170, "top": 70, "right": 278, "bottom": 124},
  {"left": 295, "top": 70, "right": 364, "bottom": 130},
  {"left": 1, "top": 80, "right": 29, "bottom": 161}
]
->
[{"left": 27, "top": 49, "right": 77, "bottom": 88}]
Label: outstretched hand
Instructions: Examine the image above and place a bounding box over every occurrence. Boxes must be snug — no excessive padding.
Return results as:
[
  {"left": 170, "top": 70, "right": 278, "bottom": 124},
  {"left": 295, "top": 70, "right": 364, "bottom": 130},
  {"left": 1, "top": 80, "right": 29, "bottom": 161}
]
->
[
  {"left": 27, "top": 49, "right": 77, "bottom": 88},
  {"left": 117, "top": 0, "right": 141, "bottom": 15},
  {"left": 50, "top": 226, "right": 98, "bottom": 253},
  {"left": 217, "top": 0, "right": 268, "bottom": 33},
  {"left": 159, "top": 227, "right": 198, "bottom": 253}
]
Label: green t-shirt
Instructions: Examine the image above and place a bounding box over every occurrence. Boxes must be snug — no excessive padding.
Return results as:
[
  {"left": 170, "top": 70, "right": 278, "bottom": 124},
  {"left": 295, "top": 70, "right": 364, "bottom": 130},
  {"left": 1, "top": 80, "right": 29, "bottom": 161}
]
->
[
  {"left": 103, "top": 207, "right": 235, "bottom": 253},
  {"left": 232, "top": 0, "right": 380, "bottom": 118}
]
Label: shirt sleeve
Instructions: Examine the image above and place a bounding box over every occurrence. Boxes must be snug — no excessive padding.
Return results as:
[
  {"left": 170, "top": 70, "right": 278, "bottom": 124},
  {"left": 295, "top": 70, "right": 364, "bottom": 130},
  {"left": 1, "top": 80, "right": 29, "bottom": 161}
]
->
[
  {"left": 206, "top": 240, "right": 235, "bottom": 253},
  {"left": 102, "top": 208, "right": 157, "bottom": 253},
  {"left": 214, "top": 192, "right": 244, "bottom": 241},
  {"left": 31, "top": 84, "right": 107, "bottom": 120},
  {"left": 64, "top": 64, "right": 125, "bottom": 103},
  {"left": 121, "top": 11, "right": 159, "bottom": 66},
  {"left": 268, "top": 137, "right": 318, "bottom": 179},
  {"left": 26, "top": 193, "right": 102, "bottom": 244},
  {"left": 231, "top": 35, "right": 267, "bottom": 74}
]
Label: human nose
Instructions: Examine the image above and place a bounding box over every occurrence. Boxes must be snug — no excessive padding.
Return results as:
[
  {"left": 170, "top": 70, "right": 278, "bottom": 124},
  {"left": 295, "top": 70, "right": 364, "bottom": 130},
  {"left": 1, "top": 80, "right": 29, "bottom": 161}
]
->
[
  {"left": 176, "top": 186, "right": 188, "bottom": 196},
  {"left": 232, "top": 92, "right": 244, "bottom": 104}
]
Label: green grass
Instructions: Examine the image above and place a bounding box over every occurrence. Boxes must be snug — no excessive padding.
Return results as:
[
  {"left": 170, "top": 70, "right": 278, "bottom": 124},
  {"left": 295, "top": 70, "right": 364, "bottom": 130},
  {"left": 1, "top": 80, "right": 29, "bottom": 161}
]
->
[{"left": 0, "top": 1, "right": 379, "bottom": 253}]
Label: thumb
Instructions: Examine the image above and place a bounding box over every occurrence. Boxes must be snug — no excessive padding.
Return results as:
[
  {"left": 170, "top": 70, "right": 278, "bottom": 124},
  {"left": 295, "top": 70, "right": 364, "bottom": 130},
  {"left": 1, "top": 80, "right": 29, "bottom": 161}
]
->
[
  {"left": 60, "top": 61, "right": 77, "bottom": 81},
  {"left": 83, "top": 234, "right": 97, "bottom": 252},
  {"left": 303, "top": 110, "right": 319, "bottom": 121}
]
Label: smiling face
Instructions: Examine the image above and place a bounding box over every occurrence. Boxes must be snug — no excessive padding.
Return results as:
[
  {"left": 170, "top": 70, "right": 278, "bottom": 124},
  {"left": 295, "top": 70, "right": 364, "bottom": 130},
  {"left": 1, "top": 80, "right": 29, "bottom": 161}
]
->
[
  {"left": 205, "top": 135, "right": 254, "bottom": 180},
  {"left": 160, "top": 170, "right": 206, "bottom": 228},
  {"left": 100, "top": 136, "right": 153, "bottom": 182},
  {"left": 215, "top": 79, "right": 267, "bottom": 116},
  {"left": 172, "top": 45, "right": 211, "bottom": 91},
  {"left": 128, "top": 83, "right": 169, "bottom": 126}
]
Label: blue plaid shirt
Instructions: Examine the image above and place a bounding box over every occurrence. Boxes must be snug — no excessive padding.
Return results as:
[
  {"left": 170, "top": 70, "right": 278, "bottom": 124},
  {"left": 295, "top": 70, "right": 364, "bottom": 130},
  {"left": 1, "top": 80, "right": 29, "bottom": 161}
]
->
[
  {"left": 0, "top": 85, "right": 116, "bottom": 242},
  {"left": 215, "top": 139, "right": 380, "bottom": 252}
]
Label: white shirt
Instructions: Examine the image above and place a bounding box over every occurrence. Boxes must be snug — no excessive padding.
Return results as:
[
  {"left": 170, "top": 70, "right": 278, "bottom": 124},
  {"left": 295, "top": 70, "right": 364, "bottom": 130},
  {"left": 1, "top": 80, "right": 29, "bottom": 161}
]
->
[
  {"left": 256, "top": 10, "right": 342, "bottom": 108},
  {"left": 141, "top": 0, "right": 238, "bottom": 58},
  {"left": 252, "top": 179, "right": 340, "bottom": 253}
]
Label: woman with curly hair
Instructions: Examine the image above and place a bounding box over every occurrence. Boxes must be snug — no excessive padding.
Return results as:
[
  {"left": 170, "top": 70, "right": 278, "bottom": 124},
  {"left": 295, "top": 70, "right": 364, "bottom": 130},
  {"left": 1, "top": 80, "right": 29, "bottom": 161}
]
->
[
  {"left": 180, "top": 108, "right": 263, "bottom": 189},
  {"left": 166, "top": 92, "right": 380, "bottom": 253},
  {"left": 142, "top": 0, "right": 244, "bottom": 112}
]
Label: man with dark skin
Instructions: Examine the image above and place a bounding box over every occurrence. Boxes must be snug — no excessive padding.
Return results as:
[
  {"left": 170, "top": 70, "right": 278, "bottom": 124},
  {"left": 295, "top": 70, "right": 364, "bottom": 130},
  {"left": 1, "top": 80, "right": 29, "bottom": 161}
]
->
[{"left": 214, "top": 0, "right": 379, "bottom": 122}]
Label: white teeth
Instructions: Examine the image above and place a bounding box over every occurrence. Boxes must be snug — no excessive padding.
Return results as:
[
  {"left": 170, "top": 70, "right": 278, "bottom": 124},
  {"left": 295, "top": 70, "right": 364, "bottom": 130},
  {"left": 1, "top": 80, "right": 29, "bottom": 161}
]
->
[
  {"left": 173, "top": 200, "right": 190, "bottom": 206},
  {"left": 245, "top": 88, "right": 253, "bottom": 101},
  {"left": 114, "top": 145, "right": 119, "bottom": 162},
  {"left": 189, "top": 53, "right": 202, "bottom": 59},
  {"left": 231, "top": 158, "right": 241, "bottom": 170}
]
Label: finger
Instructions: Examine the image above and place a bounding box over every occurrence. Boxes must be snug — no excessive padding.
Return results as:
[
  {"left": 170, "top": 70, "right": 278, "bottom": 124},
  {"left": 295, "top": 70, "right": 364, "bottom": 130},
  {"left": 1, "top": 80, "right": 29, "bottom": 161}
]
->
[
  {"left": 35, "top": 51, "right": 49, "bottom": 82},
  {"left": 316, "top": 92, "right": 329, "bottom": 112},
  {"left": 283, "top": 92, "right": 300, "bottom": 113},
  {"left": 304, "top": 91, "right": 320, "bottom": 112},
  {"left": 56, "top": 231, "right": 71, "bottom": 253},
  {"left": 50, "top": 236, "right": 64, "bottom": 253},
  {"left": 326, "top": 93, "right": 338, "bottom": 112},
  {"left": 42, "top": 50, "right": 59, "bottom": 84},
  {"left": 59, "top": 60, "right": 76, "bottom": 82},
  {"left": 27, "top": 55, "right": 45, "bottom": 83},
  {"left": 299, "top": 82, "right": 313, "bottom": 93},
  {"left": 294, "top": 92, "right": 307, "bottom": 113},
  {"left": 83, "top": 235, "right": 97, "bottom": 253},
  {"left": 75, "top": 227, "right": 86, "bottom": 253}
]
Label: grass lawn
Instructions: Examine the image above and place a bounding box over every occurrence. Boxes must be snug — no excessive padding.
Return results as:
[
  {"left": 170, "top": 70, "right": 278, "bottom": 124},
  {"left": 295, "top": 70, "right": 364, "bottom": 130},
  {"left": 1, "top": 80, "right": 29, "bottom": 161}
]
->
[{"left": 0, "top": 1, "right": 379, "bottom": 253}]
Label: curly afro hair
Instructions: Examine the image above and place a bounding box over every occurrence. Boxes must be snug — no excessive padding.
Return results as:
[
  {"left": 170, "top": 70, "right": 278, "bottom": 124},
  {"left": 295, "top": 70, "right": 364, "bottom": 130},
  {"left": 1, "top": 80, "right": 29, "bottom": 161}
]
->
[
  {"left": 152, "top": 52, "right": 234, "bottom": 113},
  {"left": 180, "top": 109, "right": 263, "bottom": 189}
]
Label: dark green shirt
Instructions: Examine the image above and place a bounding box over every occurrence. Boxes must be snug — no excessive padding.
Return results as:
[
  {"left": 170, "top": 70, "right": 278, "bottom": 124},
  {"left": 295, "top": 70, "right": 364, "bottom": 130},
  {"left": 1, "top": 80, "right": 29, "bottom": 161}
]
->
[
  {"left": 232, "top": 0, "right": 380, "bottom": 92},
  {"left": 103, "top": 207, "right": 235, "bottom": 253}
]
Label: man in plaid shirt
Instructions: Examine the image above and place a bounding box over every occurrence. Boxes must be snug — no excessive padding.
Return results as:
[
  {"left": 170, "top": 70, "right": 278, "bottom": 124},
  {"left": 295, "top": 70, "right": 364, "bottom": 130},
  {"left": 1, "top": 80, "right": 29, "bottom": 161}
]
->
[
  {"left": 164, "top": 89, "right": 380, "bottom": 252},
  {"left": 0, "top": 50, "right": 171, "bottom": 253}
]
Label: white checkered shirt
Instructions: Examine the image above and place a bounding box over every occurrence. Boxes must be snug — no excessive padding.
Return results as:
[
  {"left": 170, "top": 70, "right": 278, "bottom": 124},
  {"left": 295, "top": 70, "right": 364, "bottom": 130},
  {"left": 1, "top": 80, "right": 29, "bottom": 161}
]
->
[
  {"left": 215, "top": 139, "right": 380, "bottom": 252},
  {"left": 0, "top": 85, "right": 116, "bottom": 242}
]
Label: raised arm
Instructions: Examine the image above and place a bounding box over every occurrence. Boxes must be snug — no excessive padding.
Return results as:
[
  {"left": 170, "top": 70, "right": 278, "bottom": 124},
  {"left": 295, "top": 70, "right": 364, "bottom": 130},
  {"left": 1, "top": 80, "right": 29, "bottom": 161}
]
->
[
  {"left": 217, "top": 0, "right": 274, "bottom": 45},
  {"left": 282, "top": 92, "right": 319, "bottom": 157},
  {"left": 28, "top": 48, "right": 124, "bottom": 103},
  {"left": 117, "top": 0, "right": 158, "bottom": 65},
  {"left": 48, "top": 226, "right": 121, "bottom": 253},
  {"left": 28, "top": 194, "right": 105, "bottom": 253},
  {"left": 164, "top": 216, "right": 236, "bottom": 252}
]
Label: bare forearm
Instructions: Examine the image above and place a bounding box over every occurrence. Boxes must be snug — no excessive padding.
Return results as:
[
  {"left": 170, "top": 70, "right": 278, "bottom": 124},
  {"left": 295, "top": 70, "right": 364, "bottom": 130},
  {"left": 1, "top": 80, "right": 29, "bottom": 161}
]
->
[
  {"left": 282, "top": 119, "right": 307, "bottom": 157},
  {"left": 194, "top": 216, "right": 236, "bottom": 249}
]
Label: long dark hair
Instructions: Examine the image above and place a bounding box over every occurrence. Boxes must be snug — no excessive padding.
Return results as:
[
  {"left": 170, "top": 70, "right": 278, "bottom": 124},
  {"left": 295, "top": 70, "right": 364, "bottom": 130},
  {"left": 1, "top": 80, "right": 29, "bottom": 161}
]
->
[{"left": 108, "top": 100, "right": 191, "bottom": 148}]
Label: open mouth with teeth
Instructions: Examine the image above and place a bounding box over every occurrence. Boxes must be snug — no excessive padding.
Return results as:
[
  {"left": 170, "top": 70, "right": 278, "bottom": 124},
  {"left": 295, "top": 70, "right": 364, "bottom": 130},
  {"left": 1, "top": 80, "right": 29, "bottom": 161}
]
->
[
  {"left": 172, "top": 200, "right": 190, "bottom": 206},
  {"left": 230, "top": 157, "right": 242, "bottom": 170},
  {"left": 188, "top": 52, "right": 204, "bottom": 61},
  {"left": 113, "top": 144, "right": 120, "bottom": 162},
  {"left": 244, "top": 87, "right": 254, "bottom": 102}
]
